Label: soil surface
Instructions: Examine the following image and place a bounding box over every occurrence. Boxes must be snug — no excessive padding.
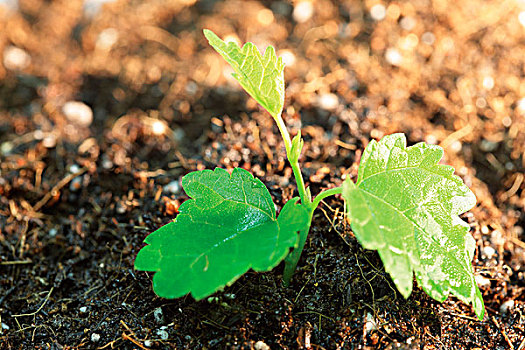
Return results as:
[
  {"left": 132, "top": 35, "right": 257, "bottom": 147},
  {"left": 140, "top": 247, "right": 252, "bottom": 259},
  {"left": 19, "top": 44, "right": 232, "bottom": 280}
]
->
[{"left": 0, "top": 0, "right": 524, "bottom": 349}]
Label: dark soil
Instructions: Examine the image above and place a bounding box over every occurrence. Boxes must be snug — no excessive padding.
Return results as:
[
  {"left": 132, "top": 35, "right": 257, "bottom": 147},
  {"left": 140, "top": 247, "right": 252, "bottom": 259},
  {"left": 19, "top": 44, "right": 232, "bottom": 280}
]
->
[{"left": 1, "top": 0, "right": 524, "bottom": 349}]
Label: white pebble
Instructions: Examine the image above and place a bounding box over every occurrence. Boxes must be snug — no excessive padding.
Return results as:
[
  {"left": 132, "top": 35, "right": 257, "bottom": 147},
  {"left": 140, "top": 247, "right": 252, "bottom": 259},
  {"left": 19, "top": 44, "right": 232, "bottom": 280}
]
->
[
  {"left": 385, "top": 48, "right": 402, "bottom": 66},
  {"left": 164, "top": 181, "right": 181, "bottom": 194},
  {"left": 79, "top": 306, "right": 88, "bottom": 313},
  {"left": 421, "top": 32, "right": 435, "bottom": 45},
  {"left": 91, "top": 333, "right": 101, "bottom": 342},
  {"left": 254, "top": 340, "right": 270, "bottom": 350},
  {"left": 96, "top": 28, "right": 119, "bottom": 51},
  {"left": 1, "top": 322, "right": 9, "bottom": 330},
  {"left": 156, "top": 329, "right": 169, "bottom": 340},
  {"left": 519, "top": 11, "right": 525, "bottom": 27},
  {"left": 49, "top": 228, "right": 58, "bottom": 237},
  {"left": 3, "top": 46, "right": 31, "bottom": 70},
  {"left": 69, "top": 164, "right": 81, "bottom": 173},
  {"left": 63, "top": 101, "right": 93, "bottom": 127},
  {"left": 279, "top": 49, "right": 296, "bottom": 67},
  {"left": 482, "top": 76, "right": 494, "bottom": 90},
  {"left": 370, "top": 4, "right": 386, "bottom": 21},
  {"left": 517, "top": 97, "right": 525, "bottom": 113},
  {"left": 153, "top": 307, "right": 165, "bottom": 324},
  {"left": 144, "top": 340, "right": 152, "bottom": 347},
  {"left": 364, "top": 312, "right": 377, "bottom": 334},
  {"left": 483, "top": 246, "right": 496, "bottom": 259},
  {"left": 449, "top": 140, "right": 462, "bottom": 153},
  {"left": 400, "top": 16, "right": 416, "bottom": 30},
  {"left": 475, "top": 275, "right": 491, "bottom": 289},
  {"left": 500, "top": 299, "right": 515, "bottom": 314},
  {"left": 318, "top": 93, "right": 339, "bottom": 111},
  {"left": 293, "top": 1, "right": 313, "bottom": 23}
]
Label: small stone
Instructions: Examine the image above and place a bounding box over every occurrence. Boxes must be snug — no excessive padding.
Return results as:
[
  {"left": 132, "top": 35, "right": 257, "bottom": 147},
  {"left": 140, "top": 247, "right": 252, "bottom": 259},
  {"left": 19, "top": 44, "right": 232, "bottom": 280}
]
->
[
  {"left": 318, "top": 93, "right": 339, "bottom": 111},
  {"left": 483, "top": 246, "right": 496, "bottom": 259},
  {"left": 153, "top": 307, "right": 165, "bottom": 324},
  {"left": 293, "top": 1, "right": 313, "bottom": 23},
  {"left": 475, "top": 275, "right": 491, "bottom": 289},
  {"left": 156, "top": 329, "right": 169, "bottom": 340},
  {"left": 1, "top": 322, "right": 9, "bottom": 330},
  {"left": 96, "top": 28, "right": 119, "bottom": 51},
  {"left": 480, "top": 139, "right": 498, "bottom": 152},
  {"left": 500, "top": 299, "right": 514, "bottom": 314},
  {"left": 385, "top": 48, "right": 402, "bottom": 66},
  {"left": 254, "top": 340, "right": 270, "bottom": 350},
  {"left": 163, "top": 181, "right": 181, "bottom": 195},
  {"left": 144, "top": 340, "right": 152, "bottom": 347},
  {"left": 69, "top": 177, "right": 82, "bottom": 192},
  {"left": 49, "top": 228, "right": 58, "bottom": 237},
  {"left": 364, "top": 312, "right": 377, "bottom": 334},
  {"left": 370, "top": 4, "right": 386, "bottom": 21},
  {"left": 69, "top": 164, "right": 81, "bottom": 173},
  {"left": 79, "top": 306, "right": 88, "bottom": 313},
  {"left": 91, "top": 333, "right": 101, "bottom": 342},
  {"left": 63, "top": 101, "right": 93, "bottom": 127},
  {"left": 3, "top": 46, "right": 31, "bottom": 70}
]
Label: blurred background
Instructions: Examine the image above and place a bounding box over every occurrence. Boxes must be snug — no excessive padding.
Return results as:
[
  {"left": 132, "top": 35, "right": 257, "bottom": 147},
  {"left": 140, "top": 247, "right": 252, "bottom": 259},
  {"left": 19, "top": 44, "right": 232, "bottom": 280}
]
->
[{"left": 0, "top": 0, "right": 524, "bottom": 348}]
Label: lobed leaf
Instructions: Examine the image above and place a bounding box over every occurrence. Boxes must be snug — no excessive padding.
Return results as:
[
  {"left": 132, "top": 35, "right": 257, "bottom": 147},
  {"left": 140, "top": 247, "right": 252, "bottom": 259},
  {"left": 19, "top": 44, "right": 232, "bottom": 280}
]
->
[
  {"left": 343, "top": 133, "right": 484, "bottom": 320},
  {"left": 204, "top": 29, "right": 285, "bottom": 119},
  {"left": 135, "top": 167, "right": 309, "bottom": 300}
]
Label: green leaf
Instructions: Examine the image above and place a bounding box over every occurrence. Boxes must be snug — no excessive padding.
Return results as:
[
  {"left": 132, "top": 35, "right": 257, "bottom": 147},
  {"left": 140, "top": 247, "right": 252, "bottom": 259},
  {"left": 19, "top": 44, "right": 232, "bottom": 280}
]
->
[
  {"left": 342, "top": 133, "right": 484, "bottom": 320},
  {"left": 135, "top": 167, "right": 309, "bottom": 300},
  {"left": 289, "top": 131, "right": 304, "bottom": 164},
  {"left": 204, "top": 29, "right": 285, "bottom": 119}
]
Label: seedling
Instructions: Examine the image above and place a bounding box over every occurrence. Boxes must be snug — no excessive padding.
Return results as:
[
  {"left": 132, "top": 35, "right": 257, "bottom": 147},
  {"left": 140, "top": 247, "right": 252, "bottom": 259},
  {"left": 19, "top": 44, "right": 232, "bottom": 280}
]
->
[{"left": 135, "top": 30, "right": 485, "bottom": 320}]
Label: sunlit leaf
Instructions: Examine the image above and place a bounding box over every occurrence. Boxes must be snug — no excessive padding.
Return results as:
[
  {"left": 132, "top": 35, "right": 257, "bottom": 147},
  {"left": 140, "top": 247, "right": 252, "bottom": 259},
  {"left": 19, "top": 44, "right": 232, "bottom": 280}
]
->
[
  {"left": 343, "top": 133, "right": 484, "bottom": 320},
  {"left": 204, "top": 29, "right": 285, "bottom": 119},
  {"left": 135, "top": 167, "right": 309, "bottom": 300}
]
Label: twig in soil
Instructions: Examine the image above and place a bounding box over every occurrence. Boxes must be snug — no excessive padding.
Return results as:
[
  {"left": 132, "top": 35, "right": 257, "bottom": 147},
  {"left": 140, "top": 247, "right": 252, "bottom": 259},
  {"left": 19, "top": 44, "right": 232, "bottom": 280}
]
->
[
  {"left": 120, "top": 320, "right": 149, "bottom": 350},
  {"left": 12, "top": 287, "right": 54, "bottom": 318},
  {"left": 517, "top": 337, "right": 525, "bottom": 350},
  {"left": 492, "top": 316, "right": 515, "bottom": 350},
  {"left": 33, "top": 168, "right": 87, "bottom": 212},
  {"left": 0, "top": 259, "right": 32, "bottom": 265}
]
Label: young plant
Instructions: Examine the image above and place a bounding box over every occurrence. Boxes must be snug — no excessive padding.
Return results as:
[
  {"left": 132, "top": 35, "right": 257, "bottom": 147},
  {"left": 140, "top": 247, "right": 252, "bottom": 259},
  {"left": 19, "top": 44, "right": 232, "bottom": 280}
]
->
[{"left": 135, "top": 30, "right": 485, "bottom": 320}]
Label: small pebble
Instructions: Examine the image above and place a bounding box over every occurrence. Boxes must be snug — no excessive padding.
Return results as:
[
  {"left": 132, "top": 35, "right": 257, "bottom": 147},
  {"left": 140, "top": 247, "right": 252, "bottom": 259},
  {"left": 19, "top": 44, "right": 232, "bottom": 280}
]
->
[
  {"left": 1, "top": 322, "right": 9, "bottom": 330},
  {"left": 475, "top": 275, "right": 491, "bottom": 289},
  {"left": 500, "top": 299, "right": 514, "bottom": 314},
  {"left": 279, "top": 50, "right": 296, "bottom": 67},
  {"left": 69, "top": 177, "right": 82, "bottom": 192},
  {"left": 153, "top": 307, "right": 165, "bottom": 324},
  {"left": 49, "top": 228, "right": 58, "bottom": 237},
  {"left": 3, "top": 46, "right": 31, "bottom": 70},
  {"left": 293, "top": 1, "right": 313, "bottom": 23},
  {"left": 483, "top": 246, "right": 496, "bottom": 259},
  {"left": 91, "top": 333, "right": 101, "bottom": 342},
  {"left": 156, "top": 329, "right": 169, "bottom": 340},
  {"left": 254, "top": 340, "right": 270, "bottom": 350},
  {"left": 318, "top": 93, "right": 339, "bottom": 111},
  {"left": 96, "top": 28, "right": 119, "bottom": 51},
  {"left": 69, "top": 164, "right": 81, "bottom": 173},
  {"left": 400, "top": 16, "right": 416, "bottom": 30},
  {"left": 385, "top": 48, "right": 402, "bottom": 66},
  {"left": 364, "top": 312, "right": 377, "bottom": 334},
  {"left": 144, "top": 340, "right": 152, "bottom": 347},
  {"left": 79, "top": 306, "right": 88, "bottom": 313},
  {"left": 62, "top": 101, "right": 93, "bottom": 127},
  {"left": 370, "top": 4, "right": 386, "bottom": 21},
  {"left": 164, "top": 181, "right": 181, "bottom": 194}
]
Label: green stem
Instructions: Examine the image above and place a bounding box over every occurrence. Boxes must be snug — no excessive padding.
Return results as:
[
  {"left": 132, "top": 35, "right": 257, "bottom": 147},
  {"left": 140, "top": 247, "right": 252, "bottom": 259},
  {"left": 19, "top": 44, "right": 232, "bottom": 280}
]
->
[
  {"left": 282, "top": 186, "right": 343, "bottom": 286},
  {"left": 311, "top": 186, "right": 343, "bottom": 209},
  {"left": 273, "top": 112, "right": 310, "bottom": 206},
  {"left": 273, "top": 112, "right": 344, "bottom": 286}
]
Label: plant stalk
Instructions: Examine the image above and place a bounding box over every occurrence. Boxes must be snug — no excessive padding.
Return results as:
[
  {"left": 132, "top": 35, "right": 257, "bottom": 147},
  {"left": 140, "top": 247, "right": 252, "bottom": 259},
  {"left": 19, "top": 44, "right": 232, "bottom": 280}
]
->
[{"left": 273, "top": 112, "right": 344, "bottom": 285}]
